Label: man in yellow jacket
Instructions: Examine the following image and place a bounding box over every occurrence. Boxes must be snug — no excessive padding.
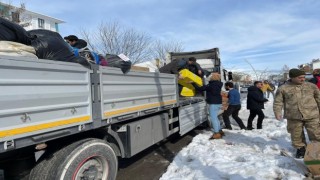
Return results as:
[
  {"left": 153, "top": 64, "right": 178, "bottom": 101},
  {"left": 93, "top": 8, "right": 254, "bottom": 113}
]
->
[{"left": 260, "top": 80, "right": 273, "bottom": 98}]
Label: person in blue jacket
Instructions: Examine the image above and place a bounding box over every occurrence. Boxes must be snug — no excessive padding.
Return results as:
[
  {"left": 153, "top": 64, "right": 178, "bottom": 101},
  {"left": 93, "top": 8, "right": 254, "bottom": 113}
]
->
[
  {"left": 193, "top": 73, "right": 223, "bottom": 139},
  {"left": 222, "top": 82, "right": 246, "bottom": 130}
]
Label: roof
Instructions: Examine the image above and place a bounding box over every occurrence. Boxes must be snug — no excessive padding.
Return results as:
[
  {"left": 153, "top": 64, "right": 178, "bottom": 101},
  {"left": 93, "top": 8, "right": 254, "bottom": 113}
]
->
[{"left": 0, "top": 2, "right": 64, "bottom": 23}]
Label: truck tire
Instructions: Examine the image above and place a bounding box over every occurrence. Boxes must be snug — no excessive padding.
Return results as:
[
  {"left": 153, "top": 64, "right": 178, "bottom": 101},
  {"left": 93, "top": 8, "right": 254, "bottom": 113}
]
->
[{"left": 29, "top": 139, "right": 118, "bottom": 180}]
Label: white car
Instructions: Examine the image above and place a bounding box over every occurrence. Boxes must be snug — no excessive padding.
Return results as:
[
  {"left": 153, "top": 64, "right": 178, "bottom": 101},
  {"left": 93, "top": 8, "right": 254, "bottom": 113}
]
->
[{"left": 240, "top": 85, "right": 251, "bottom": 93}]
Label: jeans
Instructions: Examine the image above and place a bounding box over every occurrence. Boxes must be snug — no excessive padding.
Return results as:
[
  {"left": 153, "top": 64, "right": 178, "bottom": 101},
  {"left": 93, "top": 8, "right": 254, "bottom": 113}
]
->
[{"left": 209, "top": 104, "right": 222, "bottom": 133}]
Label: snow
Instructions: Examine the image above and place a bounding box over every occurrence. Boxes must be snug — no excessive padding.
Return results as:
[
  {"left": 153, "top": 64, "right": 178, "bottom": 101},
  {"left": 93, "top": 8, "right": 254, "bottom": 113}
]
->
[{"left": 160, "top": 95, "right": 306, "bottom": 180}]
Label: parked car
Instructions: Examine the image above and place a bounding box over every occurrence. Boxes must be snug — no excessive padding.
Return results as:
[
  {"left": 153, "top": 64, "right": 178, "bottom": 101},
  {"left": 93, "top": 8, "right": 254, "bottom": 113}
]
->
[{"left": 240, "top": 85, "right": 251, "bottom": 93}]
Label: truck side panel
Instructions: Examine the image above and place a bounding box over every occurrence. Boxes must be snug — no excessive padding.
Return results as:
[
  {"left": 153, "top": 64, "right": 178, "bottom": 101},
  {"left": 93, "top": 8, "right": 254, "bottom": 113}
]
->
[
  {"left": 179, "top": 101, "right": 207, "bottom": 136},
  {"left": 0, "top": 56, "right": 93, "bottom": 143},
  {"left": 100, "top": 67, "right": 178, "bottom": 121}
]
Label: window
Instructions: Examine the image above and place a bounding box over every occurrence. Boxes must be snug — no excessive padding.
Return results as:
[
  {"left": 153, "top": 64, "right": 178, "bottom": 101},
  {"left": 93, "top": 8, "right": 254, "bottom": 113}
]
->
[
  {"left": 38, "top": 18, "right": 44, "bottom": 28},
  {"left": 55, "top": 23, "right": 59, "bottom": 32}
]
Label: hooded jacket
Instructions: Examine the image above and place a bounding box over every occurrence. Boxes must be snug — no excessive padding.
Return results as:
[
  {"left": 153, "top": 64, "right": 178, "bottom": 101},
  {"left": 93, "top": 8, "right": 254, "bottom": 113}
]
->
[
  {"left": 247, "top": 86, "right": 268, "bottom": 110},
  {"left": 159, "top": 59, "right": 186, "bottom": 74}
]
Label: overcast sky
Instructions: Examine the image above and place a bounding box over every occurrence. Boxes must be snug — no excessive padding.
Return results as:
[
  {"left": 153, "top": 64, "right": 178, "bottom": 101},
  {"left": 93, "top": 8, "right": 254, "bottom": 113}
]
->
[{"left": 12, "top": 0, "right": 320, "bottom": 72}]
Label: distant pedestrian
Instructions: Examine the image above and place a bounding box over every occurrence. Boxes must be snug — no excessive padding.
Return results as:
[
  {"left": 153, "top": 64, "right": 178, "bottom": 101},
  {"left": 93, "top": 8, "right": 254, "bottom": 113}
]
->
[
  {"left": 309, "top": 68, "right": 320, "bottom": 89},
  {"left": 273, "top": 68, "right": 320, "bottom": 158},
  {"left": 266, "top": 81, "right": 276, "bottom": 98},
  {"left": 260, "top": 80, "right": 273, "bottom": 99},
  {"left": 193, "top": 73, "right": 223, "bottom": 139},
  {"left": 246, "top": 81, "right": 268, "bottom": 130},
  {"left": 222, "top": 82, "right": 246, "bottom": 130}
]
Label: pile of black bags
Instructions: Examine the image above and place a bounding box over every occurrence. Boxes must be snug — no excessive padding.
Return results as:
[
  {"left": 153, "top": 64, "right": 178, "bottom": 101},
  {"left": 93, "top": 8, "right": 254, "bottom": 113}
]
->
[
  {"left": 105, "top": 54, "right": 132, "bottom": 74},
  {"left": 0, "top": 17, "right": 132, "bottom": 73}
]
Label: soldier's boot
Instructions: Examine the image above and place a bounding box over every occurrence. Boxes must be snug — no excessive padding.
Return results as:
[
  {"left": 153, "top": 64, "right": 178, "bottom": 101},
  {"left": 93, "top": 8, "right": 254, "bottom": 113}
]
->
[{"left": 296, "top": 146, "right": 306, "bottom": 159}]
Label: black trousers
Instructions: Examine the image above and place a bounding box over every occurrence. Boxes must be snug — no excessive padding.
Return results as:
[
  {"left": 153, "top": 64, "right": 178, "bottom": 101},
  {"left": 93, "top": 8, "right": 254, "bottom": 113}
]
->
[
  {"left": 223, "top": 105, "right": 246, "bottom": 129},
  {"left": 247, "top": 109, "right": 265, "bottom": 129}
]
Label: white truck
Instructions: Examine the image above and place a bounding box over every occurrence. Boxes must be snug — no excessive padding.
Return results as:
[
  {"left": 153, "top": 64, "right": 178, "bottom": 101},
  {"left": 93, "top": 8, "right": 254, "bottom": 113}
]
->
[{"left": 0, "top": 48, "right": 230, "bottom": 180}]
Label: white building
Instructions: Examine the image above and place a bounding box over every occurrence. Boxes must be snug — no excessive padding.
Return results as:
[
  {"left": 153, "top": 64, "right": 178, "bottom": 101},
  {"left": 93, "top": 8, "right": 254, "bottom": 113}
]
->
[{"left": 0, "top": 2, "right": 64, "bottom": 32}]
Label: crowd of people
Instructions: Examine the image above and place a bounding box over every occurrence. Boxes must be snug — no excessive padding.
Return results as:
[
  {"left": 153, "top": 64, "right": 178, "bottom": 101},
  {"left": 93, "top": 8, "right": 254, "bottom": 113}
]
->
[{"left": 159, "top": 58, "right": 320, "bottom": 159}]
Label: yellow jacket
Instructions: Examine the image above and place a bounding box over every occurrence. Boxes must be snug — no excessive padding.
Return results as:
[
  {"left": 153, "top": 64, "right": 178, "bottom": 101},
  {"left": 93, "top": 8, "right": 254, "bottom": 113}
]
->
[{"left": 260, "top": 83, "right": 273, "bottom": 93}]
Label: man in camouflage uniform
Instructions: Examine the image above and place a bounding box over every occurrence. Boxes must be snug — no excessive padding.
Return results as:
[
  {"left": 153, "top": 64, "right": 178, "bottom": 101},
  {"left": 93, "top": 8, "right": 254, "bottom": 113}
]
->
[{"left": 273, "top": 68, "right": 320, "bottom": 158}]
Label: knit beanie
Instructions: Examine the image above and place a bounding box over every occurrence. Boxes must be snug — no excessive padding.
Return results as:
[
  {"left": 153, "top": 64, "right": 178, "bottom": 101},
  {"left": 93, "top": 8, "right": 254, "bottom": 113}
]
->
[{"left": 289, "top": 68, "right": 306, "bottom": 78}]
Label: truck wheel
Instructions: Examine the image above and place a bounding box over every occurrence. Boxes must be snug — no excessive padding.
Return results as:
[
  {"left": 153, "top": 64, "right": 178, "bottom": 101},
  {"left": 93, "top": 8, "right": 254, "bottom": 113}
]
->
[{"left": 29, "top": 139, "right": 118, "bottom": 180}]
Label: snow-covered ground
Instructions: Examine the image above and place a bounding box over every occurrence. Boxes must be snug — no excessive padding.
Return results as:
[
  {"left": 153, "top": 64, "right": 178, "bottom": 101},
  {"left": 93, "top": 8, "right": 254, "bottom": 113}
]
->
[{"left": 160, "top": 95, "right": 306, "bottom": 180}]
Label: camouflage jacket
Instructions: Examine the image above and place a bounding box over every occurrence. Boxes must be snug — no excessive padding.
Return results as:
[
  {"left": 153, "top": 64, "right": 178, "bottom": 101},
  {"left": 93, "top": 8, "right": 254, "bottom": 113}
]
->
[{"left": 273, "top": 81, "right": 320, "bottom": 120}]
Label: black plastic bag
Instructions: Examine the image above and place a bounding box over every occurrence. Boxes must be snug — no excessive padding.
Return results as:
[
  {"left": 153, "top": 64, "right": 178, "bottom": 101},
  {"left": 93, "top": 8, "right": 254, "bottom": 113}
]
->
[
  {"left": 0, "top": 17, "right": 31, "bottom": 45},
  {"left": 105, "top": 54, "right": 132, "bottom": 74},
  {"left": 28, "top": 29, "right": 89, "bottom": 67}
]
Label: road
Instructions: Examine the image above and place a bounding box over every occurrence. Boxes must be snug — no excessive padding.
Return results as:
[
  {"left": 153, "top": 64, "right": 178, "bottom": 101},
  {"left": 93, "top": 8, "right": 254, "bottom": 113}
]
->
[{"left": 116, "top": 127, "right": 206, "bottom": 180}]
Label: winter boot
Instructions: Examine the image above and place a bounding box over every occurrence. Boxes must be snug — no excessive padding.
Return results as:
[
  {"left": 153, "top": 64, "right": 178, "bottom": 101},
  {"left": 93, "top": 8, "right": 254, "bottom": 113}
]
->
[
  {"left": 209, "top": 133, "right": 222, "bottom": 140},
  {"left": 219, "top": 130, "right": 225, "bottom": 136},
  {"left": 246, "top": 127, "right": 254, "bottom": 130},
  {"left": 295, "top": 146, "right": 306, "bottom": 158}
]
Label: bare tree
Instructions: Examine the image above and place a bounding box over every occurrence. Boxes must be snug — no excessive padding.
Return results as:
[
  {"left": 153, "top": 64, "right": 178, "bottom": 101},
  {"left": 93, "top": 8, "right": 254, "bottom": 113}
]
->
[
  {"left": 80, "top": 21, "right": 153, "bottom": 64},
  {"left": 244, "top": 59, "right": 259, "bottom": 80},
  {"left": 151, "top": 39, "right": 184, "bottom": 64},
  {"left": 244, "top": 59, "right": 270, "bottom": 81},
  {"left": 281, "top": 65, "right": 290, "bottom": 73}
]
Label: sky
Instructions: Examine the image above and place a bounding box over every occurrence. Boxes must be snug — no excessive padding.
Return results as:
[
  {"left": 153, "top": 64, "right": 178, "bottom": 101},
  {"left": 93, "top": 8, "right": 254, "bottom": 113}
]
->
[
  {"left": 10, "top": 0, "right": 320, "bottom": 72},
  {"left": 160, "top": 94, "right": 309, "bottom": 180}
]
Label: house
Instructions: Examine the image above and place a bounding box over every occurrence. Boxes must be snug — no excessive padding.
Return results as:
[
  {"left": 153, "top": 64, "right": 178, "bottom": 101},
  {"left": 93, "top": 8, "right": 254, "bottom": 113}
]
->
[{"left": 0, "top": 2, "right": 64, "bottom": 32}]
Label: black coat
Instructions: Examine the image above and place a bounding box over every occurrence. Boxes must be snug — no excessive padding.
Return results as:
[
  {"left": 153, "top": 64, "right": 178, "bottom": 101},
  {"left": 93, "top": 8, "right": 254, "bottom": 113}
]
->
[
  {"left": 187, "top": 62, "right": 204, "bottom": 77},
  {"left": 159, "top": 59, "right": 186, "bottom": 74},
  {"left": 246, "top": 86, "right": 268, "bottom": 110},
  {"left": 193, "top": 80, "right": 222, "bottom": 104}
]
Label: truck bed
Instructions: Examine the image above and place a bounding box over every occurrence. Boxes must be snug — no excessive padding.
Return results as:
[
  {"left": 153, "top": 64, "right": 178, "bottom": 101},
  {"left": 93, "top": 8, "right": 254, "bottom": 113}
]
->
[{"left": 0, "top": 56, "right": 178, "bottom": 153}]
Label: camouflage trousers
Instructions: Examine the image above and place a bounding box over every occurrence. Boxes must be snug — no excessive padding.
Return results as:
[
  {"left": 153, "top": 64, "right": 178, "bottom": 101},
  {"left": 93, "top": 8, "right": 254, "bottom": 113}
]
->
[{"left": 287, "top": 118, "right": 320, "bottom": 149}]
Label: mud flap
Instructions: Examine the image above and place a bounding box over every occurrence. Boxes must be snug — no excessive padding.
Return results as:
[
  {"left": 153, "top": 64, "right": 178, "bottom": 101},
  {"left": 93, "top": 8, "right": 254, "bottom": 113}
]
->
[{"left": 0, "top": 169, "right": 4, "bottom": 180}]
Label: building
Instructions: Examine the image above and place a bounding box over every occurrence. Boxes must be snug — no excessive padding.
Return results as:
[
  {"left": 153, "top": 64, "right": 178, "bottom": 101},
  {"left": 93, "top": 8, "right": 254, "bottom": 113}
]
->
[{"left": 0, "top": 2, "right": 64, "bottom": 32}]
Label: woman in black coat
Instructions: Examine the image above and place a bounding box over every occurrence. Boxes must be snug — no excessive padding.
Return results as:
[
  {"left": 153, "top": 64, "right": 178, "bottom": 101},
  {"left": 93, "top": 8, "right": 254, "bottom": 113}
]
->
[
  {"left": 246, "top": 81, "right": 268, "bottom": 130},
  {"left": 193, "top": 73, "right": 223, "bottom": 139}
]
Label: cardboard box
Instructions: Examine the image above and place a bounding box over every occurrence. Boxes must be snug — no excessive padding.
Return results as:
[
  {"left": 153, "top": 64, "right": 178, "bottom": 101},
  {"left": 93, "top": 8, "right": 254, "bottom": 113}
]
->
[
  {"left": 304, "top": 142, "right": 320, "bottom": 177},
  {"left": 221, "top": 91, "right": 229, "bottom": 110}
]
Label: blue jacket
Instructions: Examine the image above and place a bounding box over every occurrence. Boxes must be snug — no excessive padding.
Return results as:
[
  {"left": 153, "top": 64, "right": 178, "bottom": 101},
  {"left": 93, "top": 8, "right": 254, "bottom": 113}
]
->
[
  {"left": 228, "top": 88, "right": 241, "bottom": 105},
  {"left": 193, "top": 80, "right": 222, "bottom": 104}
]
